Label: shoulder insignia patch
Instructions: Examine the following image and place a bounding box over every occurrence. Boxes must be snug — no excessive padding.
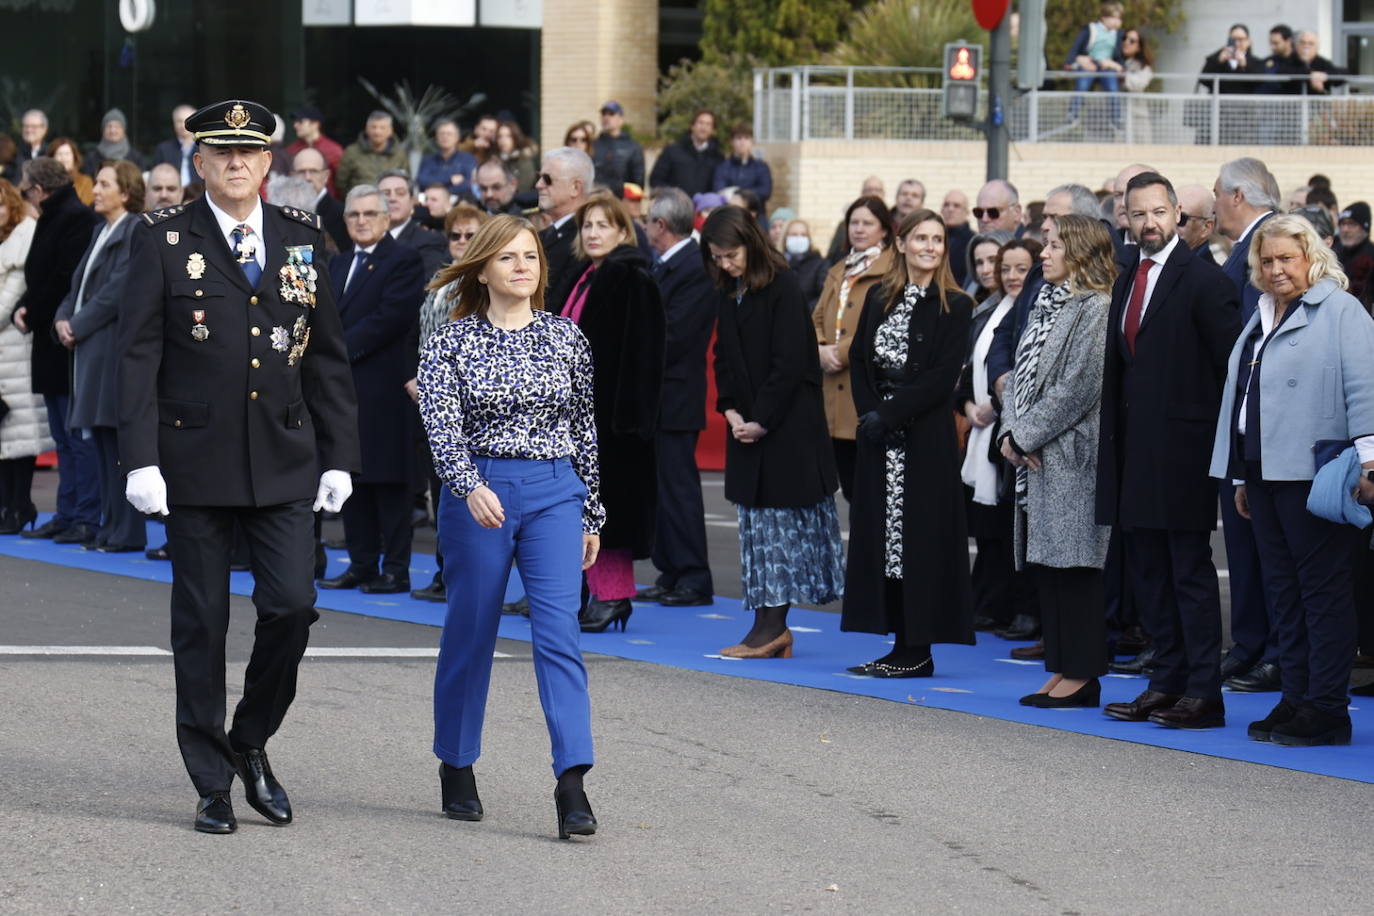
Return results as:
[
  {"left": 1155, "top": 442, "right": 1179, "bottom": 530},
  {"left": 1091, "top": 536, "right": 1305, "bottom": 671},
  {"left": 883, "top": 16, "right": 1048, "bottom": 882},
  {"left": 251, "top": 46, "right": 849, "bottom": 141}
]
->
[
  {"left": 142, "top": 205, "right": 187, "bottom": 226},
  {"left": 278, "top": 205, "right": 322, "bottom": 231}
]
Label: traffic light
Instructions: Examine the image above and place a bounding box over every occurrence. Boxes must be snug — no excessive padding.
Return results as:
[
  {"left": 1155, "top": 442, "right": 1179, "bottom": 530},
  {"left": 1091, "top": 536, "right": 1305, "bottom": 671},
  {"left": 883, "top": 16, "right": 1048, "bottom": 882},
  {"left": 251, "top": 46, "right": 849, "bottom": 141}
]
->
[{"left": 942, "top": 42, "right": 982, "bottom": 121}]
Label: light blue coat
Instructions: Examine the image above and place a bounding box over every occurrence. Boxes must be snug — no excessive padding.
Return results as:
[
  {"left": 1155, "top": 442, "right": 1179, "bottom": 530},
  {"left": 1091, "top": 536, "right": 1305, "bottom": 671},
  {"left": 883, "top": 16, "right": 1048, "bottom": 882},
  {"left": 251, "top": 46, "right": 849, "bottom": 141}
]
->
[{"left": 1210, "top": 278, "right": 1374, "bottom": 481}]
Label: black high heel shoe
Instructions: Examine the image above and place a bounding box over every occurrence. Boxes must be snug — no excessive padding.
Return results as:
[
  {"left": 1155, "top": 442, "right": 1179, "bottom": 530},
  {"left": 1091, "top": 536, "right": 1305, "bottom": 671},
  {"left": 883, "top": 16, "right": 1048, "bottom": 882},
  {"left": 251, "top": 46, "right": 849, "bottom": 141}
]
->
[
  {"left": 1026, "top": 678, "right": 1100, "bottom": 708},
  {"left": 0, "top": 505, "right": 37, "bottom": 535},
  {"left": 555, "top": 787, "right": 597, "bottom": 839},
  {"left": 439, "top": 762, "right": 483, "bottom": 821},
  {"left": 580, "top": 598, "right": 632, "bottom": 633}
]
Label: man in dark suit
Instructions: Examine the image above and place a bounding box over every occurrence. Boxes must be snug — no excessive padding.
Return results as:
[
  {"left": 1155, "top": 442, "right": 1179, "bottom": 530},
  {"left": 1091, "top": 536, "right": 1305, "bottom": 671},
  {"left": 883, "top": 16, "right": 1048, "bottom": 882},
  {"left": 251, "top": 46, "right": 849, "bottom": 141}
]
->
[
  {"left": 117, "top": 100, "right": 360, "bottom": 834},
  {"left": 11, "top": 157, "right": 101, "bottom": 544},
  {"left": 636, "top": 189, "right": 716, "bottom": 606},
  {"left": 377, "top": 169, "right": 446, "bottom": 278},
  {"left": 1176, "top": 184, "right": 1218, "bottom": 264},
  {"left": 537, "top": 146, "right": 595, "bottom": 308},
  {"left": 1212, "top": 156, "right": 1282, "bottom": 692},
  {"left": 290, "top": 147, "right": 348, "bottom": 253},
  {"left": 1099, "top": 172, "right": 1242, "bottom": 730},
  {"left": 320, "top": 183, "right": 425, "bottom": 596},
  {"left": 17, "top": 109, "right": 49, "bottom": 166},
  {"left": 152, "top": 104, "right": 197, "bottom": 189}
]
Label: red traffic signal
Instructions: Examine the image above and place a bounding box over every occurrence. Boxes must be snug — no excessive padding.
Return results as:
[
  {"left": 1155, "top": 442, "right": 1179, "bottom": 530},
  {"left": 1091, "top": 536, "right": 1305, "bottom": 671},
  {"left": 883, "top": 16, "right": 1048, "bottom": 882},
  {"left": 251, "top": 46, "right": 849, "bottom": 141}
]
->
[{"left": 948, "top": 46, "right": 978, "bottom": 81}]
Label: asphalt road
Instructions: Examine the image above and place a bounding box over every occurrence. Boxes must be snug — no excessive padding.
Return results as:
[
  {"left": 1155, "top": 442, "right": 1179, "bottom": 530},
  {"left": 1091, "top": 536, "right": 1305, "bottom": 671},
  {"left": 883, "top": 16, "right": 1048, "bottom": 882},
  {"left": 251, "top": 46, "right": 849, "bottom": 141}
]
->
[{"left": 4, "top": 469, "right": 1371, "bottom": 914}]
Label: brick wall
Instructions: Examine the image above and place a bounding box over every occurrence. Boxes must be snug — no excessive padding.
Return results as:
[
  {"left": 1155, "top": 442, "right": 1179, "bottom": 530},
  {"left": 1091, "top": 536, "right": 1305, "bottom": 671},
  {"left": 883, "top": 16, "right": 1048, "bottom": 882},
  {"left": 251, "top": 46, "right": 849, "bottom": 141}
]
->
[
  {"left": 757, "top": 140, "right": 1374, "bottom": 245},
  {"left": 539, "top": 0, "right": 659, "bottom": 153}
]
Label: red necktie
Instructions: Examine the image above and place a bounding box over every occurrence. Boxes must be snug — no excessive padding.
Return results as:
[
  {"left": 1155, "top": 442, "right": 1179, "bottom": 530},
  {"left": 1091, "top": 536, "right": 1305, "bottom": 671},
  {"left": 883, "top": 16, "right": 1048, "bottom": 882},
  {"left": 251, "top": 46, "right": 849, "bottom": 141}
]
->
[{"left": 1123, "top": 257, "right": 1154, "bottom": 355}]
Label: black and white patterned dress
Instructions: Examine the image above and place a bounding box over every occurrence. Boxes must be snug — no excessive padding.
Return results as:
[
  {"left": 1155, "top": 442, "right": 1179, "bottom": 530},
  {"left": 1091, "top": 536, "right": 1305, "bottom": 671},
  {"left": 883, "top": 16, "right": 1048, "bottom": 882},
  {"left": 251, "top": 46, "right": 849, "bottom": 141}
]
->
[
  {"left": 872, "top": 284, "right": 922, "bottom": 578},
  {"left": 417, "top": 309, "right": 605, "bottom": 534}
]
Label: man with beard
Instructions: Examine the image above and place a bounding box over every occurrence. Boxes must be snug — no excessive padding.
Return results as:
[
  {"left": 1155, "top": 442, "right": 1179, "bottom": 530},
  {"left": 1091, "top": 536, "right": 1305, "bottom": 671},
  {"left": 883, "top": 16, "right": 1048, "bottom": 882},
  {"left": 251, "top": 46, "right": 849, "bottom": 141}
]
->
[{"left": 1097, "top": 171, "right": 1240, "bottom": 730}]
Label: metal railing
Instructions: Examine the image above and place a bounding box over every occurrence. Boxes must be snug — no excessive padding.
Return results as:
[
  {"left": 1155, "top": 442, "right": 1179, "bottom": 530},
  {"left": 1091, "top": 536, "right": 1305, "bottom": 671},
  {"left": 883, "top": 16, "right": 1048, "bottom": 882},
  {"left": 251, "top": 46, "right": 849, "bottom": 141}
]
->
[{"left": 753, "top": 67, "right": 1374, "bottom": 146}]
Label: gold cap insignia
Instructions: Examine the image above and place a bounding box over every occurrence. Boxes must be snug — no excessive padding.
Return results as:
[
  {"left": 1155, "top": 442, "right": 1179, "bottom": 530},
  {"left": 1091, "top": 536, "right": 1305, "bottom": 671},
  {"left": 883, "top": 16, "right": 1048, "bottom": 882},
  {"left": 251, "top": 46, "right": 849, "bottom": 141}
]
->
[{"left": 225, "top": 104, "right": 251, "bottom": 130}]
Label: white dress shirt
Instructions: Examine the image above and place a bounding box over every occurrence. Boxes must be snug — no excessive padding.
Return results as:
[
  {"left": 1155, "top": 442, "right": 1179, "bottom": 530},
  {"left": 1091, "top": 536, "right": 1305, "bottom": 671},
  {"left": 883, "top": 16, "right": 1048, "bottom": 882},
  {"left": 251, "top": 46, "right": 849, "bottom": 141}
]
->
[
  {"left": 388, "top": 218, "right": 410, "bottom": 240},
  {"left": 1122, "top": 232, "right": 1179, "bottom": 331},
  {"left": 203, "top": 194, "right": 266, "bottom": 270},
  {"left": 658, "top": 236, "right": 692, "bottom": 266}
]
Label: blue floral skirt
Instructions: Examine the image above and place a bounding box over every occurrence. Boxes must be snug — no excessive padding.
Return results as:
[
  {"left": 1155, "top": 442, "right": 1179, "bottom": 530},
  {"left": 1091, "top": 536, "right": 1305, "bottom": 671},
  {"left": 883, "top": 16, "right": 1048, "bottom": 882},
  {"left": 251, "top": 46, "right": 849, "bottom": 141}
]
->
[{"left": 737, "top": 499, "right": 846, "bottom": 611}]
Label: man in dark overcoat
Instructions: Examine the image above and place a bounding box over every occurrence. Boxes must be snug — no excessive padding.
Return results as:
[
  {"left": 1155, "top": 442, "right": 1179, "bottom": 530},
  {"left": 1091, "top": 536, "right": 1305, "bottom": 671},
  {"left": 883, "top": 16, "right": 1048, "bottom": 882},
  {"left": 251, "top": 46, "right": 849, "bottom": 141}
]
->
[
  {"left": 320, "top": 183, "right": 425, "bottom": 595},
  {"left": 117, "top": 100, "right": 360, "bottom": 834},
  {"left": 1098, "top": 172, "right": 1241, "bottom": 730}
]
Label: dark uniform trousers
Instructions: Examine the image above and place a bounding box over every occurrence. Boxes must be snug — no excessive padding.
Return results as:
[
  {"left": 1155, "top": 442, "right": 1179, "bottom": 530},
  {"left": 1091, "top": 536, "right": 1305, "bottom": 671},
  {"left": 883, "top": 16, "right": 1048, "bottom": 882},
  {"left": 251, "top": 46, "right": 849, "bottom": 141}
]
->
[
  {"left": 1125, "top": 528, "right": 1224, "bottom": 700},
  {"left": 341, "top": 482, "right": 414, "bottom": 580},
  {"left": 167, "top": 498, "right": 319, "bottom": 795},
  {"left": 651, "top": 430, "right": 713, "bottom": 595}
]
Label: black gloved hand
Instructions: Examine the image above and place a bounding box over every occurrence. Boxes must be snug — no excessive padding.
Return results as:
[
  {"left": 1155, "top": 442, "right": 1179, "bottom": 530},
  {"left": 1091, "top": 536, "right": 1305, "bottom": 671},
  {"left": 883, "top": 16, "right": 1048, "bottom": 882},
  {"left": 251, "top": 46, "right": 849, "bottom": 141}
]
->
[{"left": 858, "top": 411, "right": 887, "bottom": 444}]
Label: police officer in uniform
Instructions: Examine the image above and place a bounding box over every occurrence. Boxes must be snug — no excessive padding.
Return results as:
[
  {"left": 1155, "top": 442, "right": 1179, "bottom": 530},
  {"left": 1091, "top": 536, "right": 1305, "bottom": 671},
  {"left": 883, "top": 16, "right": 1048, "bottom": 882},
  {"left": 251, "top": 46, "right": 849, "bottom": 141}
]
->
[{"left": 117, "top": 100, "right": 361, "bottom": 834}]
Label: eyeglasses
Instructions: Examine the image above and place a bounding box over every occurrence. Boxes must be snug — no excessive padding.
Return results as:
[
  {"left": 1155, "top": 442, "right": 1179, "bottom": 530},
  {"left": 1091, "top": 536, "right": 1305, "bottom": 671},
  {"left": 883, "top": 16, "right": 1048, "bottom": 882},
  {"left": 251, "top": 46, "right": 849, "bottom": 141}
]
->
[
  {"left": 536, "top": 172, "right": 556, "bottom": 186},
  {"left": 447, "top": 230, "right": 477, "bottom": 241},
  {"left": 344, "top": 210, "right": 384, "bottom": 220},
  {"left": 973, "top": 207, "right": 1002, "bottom": 220}
]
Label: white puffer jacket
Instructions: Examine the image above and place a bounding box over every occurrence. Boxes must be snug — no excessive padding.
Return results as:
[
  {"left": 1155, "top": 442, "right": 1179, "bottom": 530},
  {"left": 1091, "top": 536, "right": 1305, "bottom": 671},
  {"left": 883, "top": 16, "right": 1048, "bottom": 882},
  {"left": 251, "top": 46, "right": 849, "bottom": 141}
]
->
[{"left": 0, "top": 218, "right": 54, "bottom": 460}]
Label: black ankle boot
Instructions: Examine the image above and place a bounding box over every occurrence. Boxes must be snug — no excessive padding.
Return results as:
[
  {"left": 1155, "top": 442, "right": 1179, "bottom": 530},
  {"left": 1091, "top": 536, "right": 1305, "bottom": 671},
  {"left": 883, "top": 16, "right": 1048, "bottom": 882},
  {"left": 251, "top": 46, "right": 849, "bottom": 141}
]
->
[
  {"left": 439, "top": 762, "right": 483, "bottom": 821},
  {"left": 554, "top": 787, "right": 596, "bottom": 839}
]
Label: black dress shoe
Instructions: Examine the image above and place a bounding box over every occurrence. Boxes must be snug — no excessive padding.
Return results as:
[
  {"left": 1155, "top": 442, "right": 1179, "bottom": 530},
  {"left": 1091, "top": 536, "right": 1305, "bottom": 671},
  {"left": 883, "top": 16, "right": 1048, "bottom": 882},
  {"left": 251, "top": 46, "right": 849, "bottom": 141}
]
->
[
  {"left": 870, "top": 656, "right": 935, "bottom": 678},
  {"left": 21, "top": 518, "right": 68, "bottom": 539},
  {"left": 502, "top": 596, "right": 531, "bottom": 616},
  {"left": 994, "top": 614, "right": 1041, "bottom": 641},
  {"left": 96, "top": 543, "right": 144, "bottom": 553},
  {"left": 53, "top": 523, "right": 97, "bottom": 545},
  {"left": 360, "top": 573, "right": 410, "bottom": 594},
  {"left": 439, "top": 762, "right": 483, "bottom": 821},
  {"left": 555, "top": 787, "right": 597, "bottom": 839},
  {"left": 195, "top": 792, "right": 237, "bottom": 834},
  {"left": 1247, "top": 698, "right": 1300, "bottom": 741},
  {"left": 1270, "top": 705, "right": 1352, "bottom": 746},
  {"left": 233, "top": 747, "right": 292, "bottom": 824},
  {"left": 659, "top": 587, "right": 713, "bottom": 607},
  {"left": 634, "top": 585, "right": 670, "bottom": 602},
  {"left": 1219, "top": 654, "right": 1253, "bottom": 681},
  {"left": 318, "top": 569, "right": 376, "bottom": 590},
  {"left": 846, "top": 661, "right": 882, "bottom": 675},
  {"left": 1148, "top": 696, "right": 1226, "bottom": 729},
  {"left": 1025, "top": 679, "right": 1100, "bottom": 708},
  {"left": 145, "top": 544, "right": 170, "bottom": 561},
  {"left": 1108, "top": 646, "right": 1156, "bottom": 675},
  {"left": 1225, "top": 660, "right": 1281, "bottom": 693},
  {"left": 411, "top": 577, "right": 446, "bottom": 602},
  {"left": 580, "top": 598, "right": 632, "bottom": 633},
  {"left": 1104, "top": 689, "right": 1181, "bottom": 722},
  {"left": 1116, "top": 625, "right": 1150, "bottom": 656}
]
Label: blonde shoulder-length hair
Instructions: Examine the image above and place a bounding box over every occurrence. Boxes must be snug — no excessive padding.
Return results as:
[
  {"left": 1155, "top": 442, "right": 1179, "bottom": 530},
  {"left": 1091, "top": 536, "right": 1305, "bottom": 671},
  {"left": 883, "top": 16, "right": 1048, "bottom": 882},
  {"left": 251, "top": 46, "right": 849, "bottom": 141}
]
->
[
  {"left": 1051, "top": 213, "right": 1116, "bottom": 295},
  {"left": 427, "top": 214, "right": 548, "bottom": 320},
  {"left": 1247, "top": 212, "right": 1349, "bottom": 295}
]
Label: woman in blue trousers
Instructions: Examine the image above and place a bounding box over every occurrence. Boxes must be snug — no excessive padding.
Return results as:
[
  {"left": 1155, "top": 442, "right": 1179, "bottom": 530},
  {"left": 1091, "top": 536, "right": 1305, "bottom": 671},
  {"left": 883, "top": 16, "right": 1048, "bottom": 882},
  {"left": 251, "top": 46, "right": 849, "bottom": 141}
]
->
[{"left": 418, "top": 214, "right": 604, "bottom": 839}]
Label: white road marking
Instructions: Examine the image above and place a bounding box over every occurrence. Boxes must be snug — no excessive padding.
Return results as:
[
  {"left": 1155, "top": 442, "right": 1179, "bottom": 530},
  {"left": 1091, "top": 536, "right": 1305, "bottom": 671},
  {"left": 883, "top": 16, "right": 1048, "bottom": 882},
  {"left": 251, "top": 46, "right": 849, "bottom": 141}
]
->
[
  {"left": 0, "top": 645, "right": 171, "bottom": 656},
  {"left": 0, "top": 646, "right": 510, "bottom": 659}
]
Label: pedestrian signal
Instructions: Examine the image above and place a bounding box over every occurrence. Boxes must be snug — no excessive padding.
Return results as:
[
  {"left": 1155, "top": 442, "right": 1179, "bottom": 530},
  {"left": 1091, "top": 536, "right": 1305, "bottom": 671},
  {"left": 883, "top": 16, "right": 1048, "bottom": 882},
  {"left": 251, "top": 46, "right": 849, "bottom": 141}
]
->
[{"left": 942, "top": 42, "right": 982, "bottom": 121}]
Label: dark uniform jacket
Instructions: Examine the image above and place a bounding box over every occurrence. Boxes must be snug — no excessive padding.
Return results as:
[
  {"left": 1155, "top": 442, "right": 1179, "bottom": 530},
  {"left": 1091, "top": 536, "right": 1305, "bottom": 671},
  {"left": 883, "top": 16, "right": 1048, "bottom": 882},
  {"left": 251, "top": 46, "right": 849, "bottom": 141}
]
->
[{"left": 117, "top": 196, "right": 361, "bottom": 507}]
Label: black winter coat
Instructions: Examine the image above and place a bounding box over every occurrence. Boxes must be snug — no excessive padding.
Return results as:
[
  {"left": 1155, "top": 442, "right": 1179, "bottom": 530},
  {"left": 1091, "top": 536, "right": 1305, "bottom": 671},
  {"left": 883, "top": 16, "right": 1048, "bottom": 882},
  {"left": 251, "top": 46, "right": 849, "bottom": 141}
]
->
[
  {"left": 14, "top": 184, "right": 99, "bottom": 395},
  {"left": 329, "top": 233, "right": 425, "bottom": 484},
  {"left": 1096, "top": 240, "right": 1240, "bottom": 532},
  {"left": 655, "top": 238, "right": 717, "bottom": 431},
  {"left": 566, "top": 244, "right": 666, "bottom": 554},
  {"left": 648, "top": 134, "right": 723, "bottom": 198},
  {"left": 841, "top": 284, "right": 974, "bottom": 644},
  {"left": 786, "top": 249, "right": 827, "bottom": 314},
  {"left": 713, "top": 268, "right": 836, "bottom": 508}
]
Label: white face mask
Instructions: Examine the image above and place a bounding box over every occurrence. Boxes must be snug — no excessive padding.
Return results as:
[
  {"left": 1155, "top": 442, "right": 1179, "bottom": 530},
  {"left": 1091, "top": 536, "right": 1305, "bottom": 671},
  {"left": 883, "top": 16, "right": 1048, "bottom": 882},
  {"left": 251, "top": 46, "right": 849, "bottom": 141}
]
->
[{"left": 785, "top": 235, "right": 811, "bottom": 255}]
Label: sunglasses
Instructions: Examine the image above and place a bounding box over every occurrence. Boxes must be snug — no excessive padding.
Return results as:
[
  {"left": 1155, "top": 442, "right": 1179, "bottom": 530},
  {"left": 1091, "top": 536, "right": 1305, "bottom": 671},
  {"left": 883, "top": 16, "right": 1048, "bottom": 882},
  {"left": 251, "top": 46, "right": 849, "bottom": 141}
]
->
[
  {"left": 973, "top": 207, "right": 1002, "bottom": 220},
  {"left": 568, "top": 136, "right": 588, "bottom": 144},
  {"left": 448, "top": 230, "right": 477, "bottom": 241},
  {"left": 536, "top": 172, "right": 556, "bottom": 185}
]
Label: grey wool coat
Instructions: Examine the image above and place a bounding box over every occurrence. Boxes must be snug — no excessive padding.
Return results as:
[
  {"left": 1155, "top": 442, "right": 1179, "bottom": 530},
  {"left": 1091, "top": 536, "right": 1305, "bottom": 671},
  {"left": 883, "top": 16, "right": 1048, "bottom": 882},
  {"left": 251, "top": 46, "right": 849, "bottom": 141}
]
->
[{"left": 1001, "top": 287, "right": 1112, "bottom": 570}]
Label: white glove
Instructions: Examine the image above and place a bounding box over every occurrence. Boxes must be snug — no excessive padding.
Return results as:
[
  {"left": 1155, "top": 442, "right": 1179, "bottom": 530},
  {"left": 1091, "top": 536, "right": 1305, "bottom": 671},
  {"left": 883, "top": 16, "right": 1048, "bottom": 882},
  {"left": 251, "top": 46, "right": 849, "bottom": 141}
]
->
[
  {"left": 313, "top": 469, "right": 353, "bottom": 513},
  {"left": 126, "top": 466, "right": 170, "bottom": 516}
]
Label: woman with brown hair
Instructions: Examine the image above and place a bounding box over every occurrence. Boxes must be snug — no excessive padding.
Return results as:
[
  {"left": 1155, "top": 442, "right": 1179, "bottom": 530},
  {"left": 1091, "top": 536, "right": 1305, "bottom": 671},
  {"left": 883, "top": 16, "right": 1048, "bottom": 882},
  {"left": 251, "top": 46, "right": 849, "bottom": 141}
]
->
[
  {"left": 813, "top": 195, "right": 895, "bottom": 501},
  {"left": 841, "top": 210, "right": 975, "bottom": 676},
  {"left": 0, "top": 178, "right": 51, "bottom": 533},
  {"left": 419, "top": 214, "right": 603, "bottom": 839},
  {"left": 560, "top": 194, "right": 665, "bottom": 633},
  {"left": 701, "top": 205, "right": 844, "bottom": 658},
  {"left": 46, "top": 138, "right": 93, "bottom": 206},
  {"left": 496, "top": 121, "right": 538, "bottom": 194},
  {"left": 52, "top": 159, "right": 146, "bottom": 552},
  {"left": 563, "top": 121, "right": 597, "bottom": 154},
  {"left": 999, "top": 213, "right": 1115, "bottom": 708}
]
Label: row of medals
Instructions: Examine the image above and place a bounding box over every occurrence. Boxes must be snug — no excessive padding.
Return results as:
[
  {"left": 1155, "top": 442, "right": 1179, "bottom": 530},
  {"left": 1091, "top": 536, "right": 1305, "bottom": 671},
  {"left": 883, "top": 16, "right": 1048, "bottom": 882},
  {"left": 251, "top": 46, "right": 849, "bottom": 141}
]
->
[{"left": 183, "top": 247, "right": 317, "bottom": 364}]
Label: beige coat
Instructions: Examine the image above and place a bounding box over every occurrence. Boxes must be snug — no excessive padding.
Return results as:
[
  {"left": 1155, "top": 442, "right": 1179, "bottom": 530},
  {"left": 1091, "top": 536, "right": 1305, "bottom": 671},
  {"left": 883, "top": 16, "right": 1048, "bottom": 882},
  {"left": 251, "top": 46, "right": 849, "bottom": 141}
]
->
[{"left": 810, "top": 246, "right": 894, "bottom": 439}]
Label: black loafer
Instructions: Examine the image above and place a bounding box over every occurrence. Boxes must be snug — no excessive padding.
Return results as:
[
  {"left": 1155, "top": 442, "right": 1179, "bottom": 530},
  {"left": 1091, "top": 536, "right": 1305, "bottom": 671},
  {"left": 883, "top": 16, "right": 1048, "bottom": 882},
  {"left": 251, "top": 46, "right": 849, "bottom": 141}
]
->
[
  {"left": 233, "top": 747, "right": 292, "bottom": 824},
  {"left": 318, "top": 569, "right": 376, "bottom": 590},
  {"left": 659, "top": 587, "right": 713, "bottom": 607},
  {"left": 1224, "top": 660, "right": 1281, "bottom": 693},
  {"left": 633, "top": 585, "right": 670, "bottom": 603},
  {"left": 145, "top": 544, "right": 170, "bottom": 561},
  {"left": 21, "top": 519, "right": 68, "bottom": 540},
  {"left": 195, "top": 792, "right": 237, "bottom": 834},
  {"left": 360, "top": 573, "right": 410, "bottom": 594},
  {"left": 53, "top": 523, "right": 97, "bottom": 545},
  {"left": 846, "top": 661, "right": 881, "bottom": 675},
  {"left": 411, "top": 579, "right": 446, "bottom": 603},
  {"left": 96, "top": 543, "right": 144, "bottom": 553},
  {"left": 869, "top": 657, "right": 935, "bottom": 678},
  {"left": 1219, "top": 654, "right": 1253, "bottom": 681}
]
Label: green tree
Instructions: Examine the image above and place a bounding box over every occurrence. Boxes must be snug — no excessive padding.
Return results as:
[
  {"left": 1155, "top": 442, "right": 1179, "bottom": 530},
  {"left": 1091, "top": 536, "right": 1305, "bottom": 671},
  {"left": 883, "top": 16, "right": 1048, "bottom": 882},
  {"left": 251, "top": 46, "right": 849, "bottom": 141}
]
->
[
  {"left": 1046, "top": 0, "right": 1186, "bottom": 72},
  {"left": 700, "top": 0, "right": 856, "bottom": 67},
  {"left": 826, "top": 0, "right": 979, "bottom": 86},
  {"left": 656, "top": 52, "right": 756, "bottom": 142}
]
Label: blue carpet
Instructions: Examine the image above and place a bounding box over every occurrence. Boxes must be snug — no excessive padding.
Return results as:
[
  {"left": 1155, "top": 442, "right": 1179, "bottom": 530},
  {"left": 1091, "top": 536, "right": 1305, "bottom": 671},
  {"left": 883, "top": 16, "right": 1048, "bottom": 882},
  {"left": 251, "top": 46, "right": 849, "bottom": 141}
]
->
[{"left": 4, "top": 515, "right": 1372, "bottom": 784}]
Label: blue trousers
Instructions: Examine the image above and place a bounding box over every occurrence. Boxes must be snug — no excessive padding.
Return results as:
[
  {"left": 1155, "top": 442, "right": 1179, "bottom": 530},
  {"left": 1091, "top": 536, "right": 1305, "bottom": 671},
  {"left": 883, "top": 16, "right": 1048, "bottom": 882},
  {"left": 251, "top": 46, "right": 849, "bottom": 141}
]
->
[
  {"left": 44, "top": 394, "right": 99, "bottom": 527},
  {"left": 1068, "top": 71, "right": 1122, "bottom": 124},
  {"left": 433, "top": 457, "right": 593, "bottom": 776}
]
